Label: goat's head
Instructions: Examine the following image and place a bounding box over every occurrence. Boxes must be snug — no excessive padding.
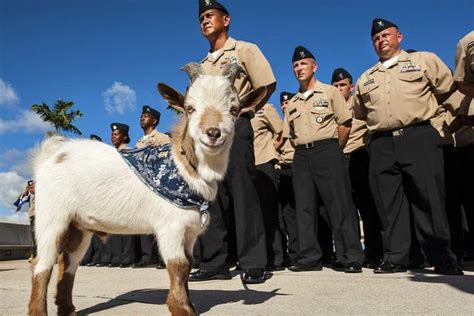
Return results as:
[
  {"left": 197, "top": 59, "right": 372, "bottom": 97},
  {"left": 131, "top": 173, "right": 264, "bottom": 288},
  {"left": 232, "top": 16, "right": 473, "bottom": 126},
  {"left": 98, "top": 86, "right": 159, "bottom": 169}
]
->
[{"left": 157, "top": 63, "right": 267, "bottom": 158}]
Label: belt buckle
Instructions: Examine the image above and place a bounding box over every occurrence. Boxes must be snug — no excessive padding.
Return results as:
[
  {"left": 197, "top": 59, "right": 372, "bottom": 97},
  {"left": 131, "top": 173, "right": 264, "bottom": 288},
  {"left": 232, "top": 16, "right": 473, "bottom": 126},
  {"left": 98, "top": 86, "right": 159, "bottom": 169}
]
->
[
  {"left": 305, "top": 142, "right": 314, "bottom": 149},
  {"left": 392, "top": 128, "right": 404, "bottom": 137}
]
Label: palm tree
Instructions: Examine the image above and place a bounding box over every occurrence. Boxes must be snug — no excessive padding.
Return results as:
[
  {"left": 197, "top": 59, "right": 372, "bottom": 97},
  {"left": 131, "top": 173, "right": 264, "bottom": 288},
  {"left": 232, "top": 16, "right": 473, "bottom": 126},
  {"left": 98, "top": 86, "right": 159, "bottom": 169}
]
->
[{"left": 31, "top": 100, "right": 83, "bottom": 135}]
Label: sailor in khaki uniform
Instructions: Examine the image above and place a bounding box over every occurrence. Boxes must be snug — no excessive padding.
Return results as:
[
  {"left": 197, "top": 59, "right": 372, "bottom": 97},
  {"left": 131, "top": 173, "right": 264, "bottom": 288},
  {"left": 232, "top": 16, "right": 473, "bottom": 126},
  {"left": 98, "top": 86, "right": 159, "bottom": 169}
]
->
[
  {"left": 251, "top": 103, "right": 284, "bottom": 270},
  {"left": 353, "top": 18, "right": 462, "bottom": 275},
  {"left": 283, "top": 46, "right": 363, "bottom": 273},
  {"left": 331, "top": 68, "right": 383, "bottom": 268},
  {"left": 135, "top": 106, "right": 169, "bottom": 268},
  {"left": 454, "top": 30, "right": 474, "bottom": 99},
  {"left": 191, "top": 0, "right": 276, "bottom": 284}
]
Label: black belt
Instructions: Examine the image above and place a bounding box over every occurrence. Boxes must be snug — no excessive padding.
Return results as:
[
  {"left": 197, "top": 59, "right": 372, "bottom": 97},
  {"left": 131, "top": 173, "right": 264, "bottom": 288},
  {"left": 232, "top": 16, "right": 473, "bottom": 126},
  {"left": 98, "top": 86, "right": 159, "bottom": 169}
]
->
[
  {"left": 280, "top": 163, "right": 292, "bottom": 169},
  {"left": 296, "top": 138, "right": 337, "bottom": 150},
  {"left": 372, "top": 121, "right": 430, "bottom": 139}
]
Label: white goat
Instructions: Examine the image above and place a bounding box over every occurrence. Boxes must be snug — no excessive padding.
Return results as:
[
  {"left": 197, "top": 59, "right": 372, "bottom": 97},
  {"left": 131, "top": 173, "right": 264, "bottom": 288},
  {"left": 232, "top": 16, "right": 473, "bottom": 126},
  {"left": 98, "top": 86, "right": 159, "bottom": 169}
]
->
[{"left": 28, "top": 63, "right": 267, "bottom": 316}]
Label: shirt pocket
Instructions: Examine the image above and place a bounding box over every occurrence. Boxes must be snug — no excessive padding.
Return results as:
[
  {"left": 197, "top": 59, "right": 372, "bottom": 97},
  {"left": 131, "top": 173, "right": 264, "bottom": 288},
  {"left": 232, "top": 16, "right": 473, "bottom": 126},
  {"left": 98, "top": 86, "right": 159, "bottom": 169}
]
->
[
  {"left": 398, "top": 71, "right": 425, "bottom": 95},
  {"left": 359, "top": 83, "right": 380, "bottom": 106},
  {"left": 310, "top": 107, "right": 332, "bottom": 124}
]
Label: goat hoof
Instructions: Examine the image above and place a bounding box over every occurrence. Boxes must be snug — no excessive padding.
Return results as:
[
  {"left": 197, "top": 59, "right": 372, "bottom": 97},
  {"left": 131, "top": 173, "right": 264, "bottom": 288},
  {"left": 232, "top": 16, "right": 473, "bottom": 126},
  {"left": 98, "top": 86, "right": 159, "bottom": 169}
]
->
[
  {"left": 57, "top": 304, "right": 76, "bottom": 316},
  {"left": 169, "top": 303, "right": 197, "bottom": 316}
]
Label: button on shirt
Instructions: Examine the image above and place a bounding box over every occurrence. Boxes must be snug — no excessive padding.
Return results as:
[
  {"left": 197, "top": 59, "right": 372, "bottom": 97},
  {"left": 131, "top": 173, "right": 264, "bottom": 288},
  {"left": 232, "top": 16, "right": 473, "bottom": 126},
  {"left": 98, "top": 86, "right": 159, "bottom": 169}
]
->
[
  {"left": 343, "top": 95, "right": 369, "bottom": 154},
  {"left": 251, "top": 104, "right": 283, "bottom": 165},
  {"left": 201, "top": 37, "right": 276, "bottom": 99},
  {"left": 282, "top": 80, "right": 351, "bottom": 146},
  {"left": 353, "top": 50, "right": 454, "bottom": 132},
  {"left": 136, "top": 129, "right": 171, "bottom": 148}
]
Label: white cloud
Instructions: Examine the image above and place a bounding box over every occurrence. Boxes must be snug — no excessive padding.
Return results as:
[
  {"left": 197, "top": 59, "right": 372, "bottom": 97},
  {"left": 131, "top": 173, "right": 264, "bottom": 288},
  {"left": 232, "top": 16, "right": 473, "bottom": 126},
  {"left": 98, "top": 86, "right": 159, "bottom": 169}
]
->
[
  {"left": 0, "top": 171, "right": 27, "bottom": 211},
  {"left": 0, "top": 78, "right": 19, "bottom": 106},
  {"left": 103, "top": 82, "right": 137, "bottom": 115},
  {"left": 0, "top": 110, "right": 50, "bottom": 135},
  {"left": 0, "top": 210, "right": 29, "bottom": 224},
  {"left": 0, "top": 148, "right": 34, "bottom": 177}
]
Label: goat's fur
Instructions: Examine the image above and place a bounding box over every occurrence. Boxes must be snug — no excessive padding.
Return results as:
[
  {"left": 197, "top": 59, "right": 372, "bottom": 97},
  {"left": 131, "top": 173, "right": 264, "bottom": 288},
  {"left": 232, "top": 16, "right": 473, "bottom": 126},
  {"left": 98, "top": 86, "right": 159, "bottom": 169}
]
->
[{"left": 28, "top": 65, "right": 267, "bottom": 316}]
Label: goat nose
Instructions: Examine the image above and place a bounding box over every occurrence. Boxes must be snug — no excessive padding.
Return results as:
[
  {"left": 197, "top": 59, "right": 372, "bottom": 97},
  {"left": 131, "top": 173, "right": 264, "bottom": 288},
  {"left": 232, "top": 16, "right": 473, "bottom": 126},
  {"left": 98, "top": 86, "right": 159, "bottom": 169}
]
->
[{"left": 206, "top": 128, "right": 221, "bottom": 140}]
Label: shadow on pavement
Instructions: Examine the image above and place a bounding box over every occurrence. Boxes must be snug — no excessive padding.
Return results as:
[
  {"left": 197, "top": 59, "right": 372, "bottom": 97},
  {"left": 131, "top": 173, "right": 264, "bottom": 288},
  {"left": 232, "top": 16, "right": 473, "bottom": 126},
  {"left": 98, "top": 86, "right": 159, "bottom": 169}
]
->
[
  {"left": 77, "top": 287, "right": 287, "bottom": 315},
  {"left": 408, "top": 272, "right": 474, "bottom": 295}
]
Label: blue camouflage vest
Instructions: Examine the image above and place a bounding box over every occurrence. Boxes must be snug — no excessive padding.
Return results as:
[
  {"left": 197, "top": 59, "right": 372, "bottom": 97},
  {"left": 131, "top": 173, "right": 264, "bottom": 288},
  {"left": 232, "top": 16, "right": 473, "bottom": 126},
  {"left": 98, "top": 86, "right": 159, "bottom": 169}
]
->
[{"left": 119, "top": 144, "right": 209, "bottom": 222}]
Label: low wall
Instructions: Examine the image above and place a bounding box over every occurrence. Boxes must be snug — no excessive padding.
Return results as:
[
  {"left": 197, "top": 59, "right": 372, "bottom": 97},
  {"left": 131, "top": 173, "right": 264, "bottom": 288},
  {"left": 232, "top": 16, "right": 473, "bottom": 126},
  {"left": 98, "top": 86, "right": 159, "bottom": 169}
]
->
[{"left": 0, "top": 222, "right": 32, "bottom": 261}]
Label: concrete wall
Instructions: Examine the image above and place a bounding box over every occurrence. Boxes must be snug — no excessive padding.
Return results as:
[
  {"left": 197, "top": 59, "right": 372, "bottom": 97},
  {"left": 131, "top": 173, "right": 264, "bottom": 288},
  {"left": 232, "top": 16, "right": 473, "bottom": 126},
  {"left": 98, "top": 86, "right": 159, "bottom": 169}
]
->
[{"left": 0, "top": 222, "right": 32, "bottom": 261}]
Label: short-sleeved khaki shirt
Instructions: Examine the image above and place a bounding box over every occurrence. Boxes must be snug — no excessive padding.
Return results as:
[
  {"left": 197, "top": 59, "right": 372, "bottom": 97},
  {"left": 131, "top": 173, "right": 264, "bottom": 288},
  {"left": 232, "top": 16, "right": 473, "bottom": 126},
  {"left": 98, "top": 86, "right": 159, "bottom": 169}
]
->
[
  {"left": 344, "top": 95, "right": 369, "bottom": 154},
  {"left": 430, "top": 106, "right": 454, "bottom": 145},
  {"left": 453, "top": 31, "right": 474, "bottom": 84},
  {"left": 136, "top": 129, "right": 170, "bottom": 148},
  {"left": 28, "top": 193, "right": 35, "bottom": 218},
  {"left": 251, "top": 104, "right": 283, "bottom": 165},
  {"left": 278, "top": 139, "right": 295, "bottom": 164},
  {"left": 353, "top": 50, "right": 454, "bottom": 132},
  {"left": 282, "top": 80, "right": 351, "bottom": 146},
  {"left": 201, "top": 37, "right": 276, "bottom": 99}
]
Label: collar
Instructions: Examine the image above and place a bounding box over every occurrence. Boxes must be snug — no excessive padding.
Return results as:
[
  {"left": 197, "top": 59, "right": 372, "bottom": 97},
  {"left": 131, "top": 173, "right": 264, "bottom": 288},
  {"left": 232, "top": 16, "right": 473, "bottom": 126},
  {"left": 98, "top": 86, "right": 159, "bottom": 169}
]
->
[
  {"left": 141, "top": 129, "right": 158, "bottom": 141},
  {"left": 202, "top": 37, "right": 237, "bottom": 64},
  {"left": 371, "top": 50, "right": 409, "bottom": 73},
  {"left": 293, "top": 80, "right": 325, "bottom": 100}
]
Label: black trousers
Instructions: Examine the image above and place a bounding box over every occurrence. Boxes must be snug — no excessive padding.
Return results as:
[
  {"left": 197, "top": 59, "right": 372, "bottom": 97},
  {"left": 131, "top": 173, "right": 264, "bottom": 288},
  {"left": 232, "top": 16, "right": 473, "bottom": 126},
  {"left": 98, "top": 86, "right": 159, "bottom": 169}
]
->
[
  {"left": 345, "top": 148, "right": 383, "bottom": 261},
  {"left": 278, "top": 166, "right": 298, "bottom": 264},
  {"left": 108, "top": 235, "right": 136, "bottom": 265},
  {"left": 197, "top": 116, "right": 267, "bottom": 271},
  {"left": 456, "top": 145, "right": 474, "bottom": 257},
  {"left": 138, "top": 235, "right": 158, "bottom": 264},
  {"left": 256, "top": 162, "right": 284, "bottom": 267},
  {"left": 293, "top": 139, "right": 363, "bottom": 266},
  {"left": 368, "top": 124, "right": 457, "bottom": 266},
  {"left": 29, "top": 216, "right": 37, "bottom": 257}
]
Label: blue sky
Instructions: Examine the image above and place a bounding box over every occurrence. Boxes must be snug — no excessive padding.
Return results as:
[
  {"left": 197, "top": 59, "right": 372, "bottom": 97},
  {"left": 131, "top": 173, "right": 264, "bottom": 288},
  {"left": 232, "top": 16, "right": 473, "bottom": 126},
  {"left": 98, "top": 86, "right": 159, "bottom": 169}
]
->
[{"left": 0, "top": 0, "right": 473, "bottom": 222}]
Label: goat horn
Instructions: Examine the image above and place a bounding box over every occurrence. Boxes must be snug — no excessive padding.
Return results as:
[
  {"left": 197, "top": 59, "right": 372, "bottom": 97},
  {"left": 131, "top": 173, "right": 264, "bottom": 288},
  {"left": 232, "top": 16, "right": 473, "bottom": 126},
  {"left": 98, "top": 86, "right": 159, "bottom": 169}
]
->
[
  {"left": 181, "top": 62, "right": 204, "bottom": 83},
  {"left": 222, "top": 63, "right": 243, "bottom": 85}
]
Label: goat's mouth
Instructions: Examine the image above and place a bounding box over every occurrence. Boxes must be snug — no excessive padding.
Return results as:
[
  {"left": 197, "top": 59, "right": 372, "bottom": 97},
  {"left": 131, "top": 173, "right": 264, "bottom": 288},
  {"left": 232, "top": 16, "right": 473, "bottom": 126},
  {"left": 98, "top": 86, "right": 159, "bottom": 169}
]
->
[{"left": 200, "top": 139, "right": 225, "bottom": 149}]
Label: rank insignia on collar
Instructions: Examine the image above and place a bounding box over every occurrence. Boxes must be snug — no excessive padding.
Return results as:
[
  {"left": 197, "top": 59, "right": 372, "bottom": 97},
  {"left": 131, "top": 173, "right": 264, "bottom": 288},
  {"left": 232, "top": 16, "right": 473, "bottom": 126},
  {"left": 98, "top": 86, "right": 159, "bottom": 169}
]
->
[
  {"left": 316, "top": 116, "right": 323, "bottom": 123},
  {"left": 363, "top": 78, "right": 375, "bottom": 86}
]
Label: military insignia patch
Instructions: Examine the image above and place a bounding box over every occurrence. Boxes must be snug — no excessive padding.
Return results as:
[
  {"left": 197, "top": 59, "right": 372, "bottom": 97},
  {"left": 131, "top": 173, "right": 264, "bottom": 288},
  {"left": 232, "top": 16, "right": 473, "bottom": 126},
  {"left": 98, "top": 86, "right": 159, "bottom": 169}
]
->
[
  {"left": 313, "top": 98, "right": 329, "bottom": 107},
  {"left": 316, "top": 116, "right": 323, "bottom": 123},
  {"left": 363, "top": 79, "right": 375, "bottom": 86},
  {"left": 220, "top": 55, "right": 238, "bottom": 68},
  {"left": 400, "top": 62, "right": 422, "bottom": 73}
]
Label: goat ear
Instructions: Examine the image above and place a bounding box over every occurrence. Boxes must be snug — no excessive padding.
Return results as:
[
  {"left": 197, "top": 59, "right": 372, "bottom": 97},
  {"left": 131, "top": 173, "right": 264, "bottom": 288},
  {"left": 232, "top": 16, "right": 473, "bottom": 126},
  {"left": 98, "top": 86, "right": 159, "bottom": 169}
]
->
[
  {"left": 157, "top": 83, "right": 186, "bottom": 113},
  {"left": 238, "top": 86, "right": 268, "bottom": 115}
]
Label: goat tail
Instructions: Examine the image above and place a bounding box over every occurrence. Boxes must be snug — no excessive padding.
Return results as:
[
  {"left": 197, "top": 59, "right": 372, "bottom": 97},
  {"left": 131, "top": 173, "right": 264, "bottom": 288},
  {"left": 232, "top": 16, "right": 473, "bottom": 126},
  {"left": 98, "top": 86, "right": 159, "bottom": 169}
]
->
[{"left": 31, "top": 135, "right": 66, "bottom": 173}]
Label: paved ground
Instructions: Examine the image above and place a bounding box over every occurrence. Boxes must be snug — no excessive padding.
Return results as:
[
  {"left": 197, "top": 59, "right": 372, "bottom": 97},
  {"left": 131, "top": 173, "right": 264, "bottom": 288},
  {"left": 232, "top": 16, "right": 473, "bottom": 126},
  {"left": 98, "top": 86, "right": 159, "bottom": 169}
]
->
[{"left": 1, "top": 260, "right": 474, "bottom": 315}]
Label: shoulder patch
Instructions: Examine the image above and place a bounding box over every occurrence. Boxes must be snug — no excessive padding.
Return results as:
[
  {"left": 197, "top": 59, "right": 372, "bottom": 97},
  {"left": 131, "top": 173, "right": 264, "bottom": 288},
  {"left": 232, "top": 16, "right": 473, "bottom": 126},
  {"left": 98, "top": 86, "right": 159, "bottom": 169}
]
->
[{"left": 363, "top": 79, "right": 375, "bottom": 86}]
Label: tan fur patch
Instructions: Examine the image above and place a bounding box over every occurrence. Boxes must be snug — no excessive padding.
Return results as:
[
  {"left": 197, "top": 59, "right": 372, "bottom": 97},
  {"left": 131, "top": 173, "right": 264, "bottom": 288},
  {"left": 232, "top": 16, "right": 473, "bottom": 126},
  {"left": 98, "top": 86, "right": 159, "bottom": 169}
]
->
[
  {"left": 29, "top": 268, "right": 53, "bottom": 316},
  {"left": 199, "top": 106, "right": 223, "bottom": 132},
  {"left": 171, "top": 117, "right": 199, "bottom": 179},
  {"left": 55, "top": 152, "right": 68, "bottom": 164},
  {"left": 166, "top": 259, "right": 196, "bottom": 316}
]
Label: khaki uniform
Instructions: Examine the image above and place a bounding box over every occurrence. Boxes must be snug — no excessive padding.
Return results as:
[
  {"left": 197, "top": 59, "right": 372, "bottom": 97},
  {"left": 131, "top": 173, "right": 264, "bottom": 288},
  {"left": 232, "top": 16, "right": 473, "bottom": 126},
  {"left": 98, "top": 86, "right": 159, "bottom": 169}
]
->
[
  {"left": 454, "top": 31, "right": 474, "bottom": 84},
  {"left": 135, "top": 129, "right": 170, "bottom": 148},
  {"left": 251, "top": 104, "right": 283, "bottom": 165},
  {"left": 343, "top": 95, "right": 369, "bottom": 154},
  {"left": 196, "top": 37, "right": 276, "bottom": 271},
  {"left": 279, "top": 139, "right": 295, "bottom": 164},
  {"left": 201, "top": 37, "right": 276, "bottom": 99},
  {"left": 282, "top": 80, "right": 351, "bottom": 145},
  {"left": 353, "top": 50, "right": 453, "bottom": 131},
  {"left": 353, "top": 49, "right": 458, "bottom": 267}
]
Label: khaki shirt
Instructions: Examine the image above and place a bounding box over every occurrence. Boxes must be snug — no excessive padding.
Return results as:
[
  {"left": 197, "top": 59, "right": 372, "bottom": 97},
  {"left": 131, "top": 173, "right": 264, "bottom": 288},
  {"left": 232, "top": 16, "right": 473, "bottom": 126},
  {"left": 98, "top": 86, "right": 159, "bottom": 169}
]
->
[
  {"left": 201, "top": 37, "right": 276, "bottom": 99},
  {"left": 353, "top": 50, "right": 454, "bottom": 132},
  {"left": 118, "top": 143, "right": 130, "bottom": 150},
  {"left": 136, "top": 129, "right": 170, "bottom": 148},
  {"left": 251, "top": 104, "right": 283, "bottom": 165},
  {"left": 282, "top": 80, "right": 351, "bottom": 146},
  {"left": 279, "top": 139, "right": 295, "bottom": 164},
  {"left": 28, "top": 193, "right": 35, "bottom": 218},
  {"left": 454, "top": 31, "right": 474, "bottom": 84},
  {"left": 344, "top": 95, "right": 369, "bottom": 154}
]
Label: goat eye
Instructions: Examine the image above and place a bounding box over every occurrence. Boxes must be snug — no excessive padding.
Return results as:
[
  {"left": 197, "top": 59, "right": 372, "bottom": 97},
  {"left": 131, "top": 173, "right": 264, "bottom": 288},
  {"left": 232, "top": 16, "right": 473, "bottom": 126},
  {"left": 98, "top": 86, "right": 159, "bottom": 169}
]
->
[
  {"left": 186, "top": 106, "right": 195, "bottom": 114},
  {"left": 230, "top": 106, "right": 238, "bottom": 116}
]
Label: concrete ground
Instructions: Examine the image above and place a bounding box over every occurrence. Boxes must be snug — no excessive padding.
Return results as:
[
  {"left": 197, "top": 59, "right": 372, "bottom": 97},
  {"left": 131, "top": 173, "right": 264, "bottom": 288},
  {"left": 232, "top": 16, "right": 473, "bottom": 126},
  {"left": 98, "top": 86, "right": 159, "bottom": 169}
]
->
[{"left": 1, "top": 260, "right": 473, "bottom": 315}]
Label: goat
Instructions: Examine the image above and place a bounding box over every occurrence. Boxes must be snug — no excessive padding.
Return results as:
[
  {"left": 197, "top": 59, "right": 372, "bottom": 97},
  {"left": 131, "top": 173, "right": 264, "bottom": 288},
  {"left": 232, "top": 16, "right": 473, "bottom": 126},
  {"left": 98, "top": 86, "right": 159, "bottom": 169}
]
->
[{"left": 28, "top": 63, "right": 267, "bottom": 316}]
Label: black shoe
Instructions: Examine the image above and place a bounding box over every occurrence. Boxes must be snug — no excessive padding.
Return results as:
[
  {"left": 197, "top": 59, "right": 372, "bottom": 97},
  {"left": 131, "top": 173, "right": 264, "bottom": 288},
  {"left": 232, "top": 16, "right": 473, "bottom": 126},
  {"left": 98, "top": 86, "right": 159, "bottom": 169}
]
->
[
  {"left": 85, "top": 262, "right": 95, "bottom": 267},
  {"left": 265, "top": 265, "right": 285, "bottom": 272},
  {"left": 408, "top": 257, "right": 427, "bottom": 270},
  {"left": 119, "top": 263, "right": 131, "bottom": 268},
  {"left": 132, "top": 261, "right": 154, "bottom": 268},
  {"left": 243, "top": 269, "right": 266, "bottom": 284},
  {"left": 331, "top": 261, "right": 346, "bottom": 272},
  {"left": 434, "top": 263, "right": 464, "bottom": 276},
  {"left": 363, "top": 259, "right": 382, "bottom": 269},
  {"left": 95, "top": 263, "right": 107, "bottom": 267},
  {"left": 189, "top": 269, "right": 232, "bottom": 282},
  {"left": 288, "top": 262, "right": 322, "bottom": 272},
  {"left": 107, "top": 263, "right": 119, "bottom": 268},
  {"left": 345, "top": 262, "right": 363, "bottom": 273},
  {"left": 373, "top": 261, "right": 407, "bottom": 274},
  {"left": 155, "top": 262, "right": 166, "bottom": 269}
]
